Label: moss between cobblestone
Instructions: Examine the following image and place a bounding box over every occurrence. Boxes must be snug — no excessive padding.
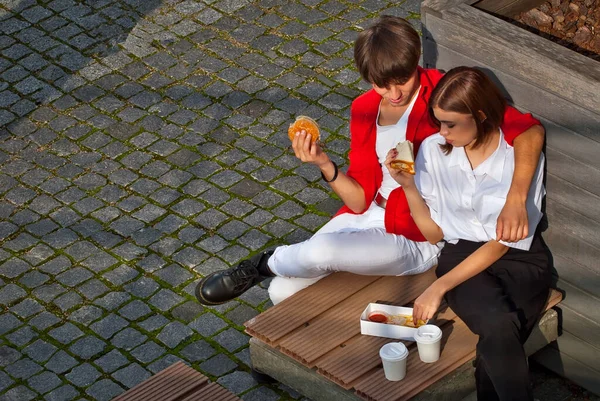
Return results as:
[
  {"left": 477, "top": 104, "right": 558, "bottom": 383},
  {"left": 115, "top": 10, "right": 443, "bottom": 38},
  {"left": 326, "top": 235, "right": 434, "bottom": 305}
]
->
[{"left": 1, "top": 1, "right": 426, "bottom": 399}]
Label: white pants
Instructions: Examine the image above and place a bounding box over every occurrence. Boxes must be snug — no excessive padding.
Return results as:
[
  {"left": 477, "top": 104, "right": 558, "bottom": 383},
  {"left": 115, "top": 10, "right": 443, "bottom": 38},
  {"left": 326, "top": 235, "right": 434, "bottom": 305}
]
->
[{"left": 267, "top": 202, "right": 442, "bottom": 304}]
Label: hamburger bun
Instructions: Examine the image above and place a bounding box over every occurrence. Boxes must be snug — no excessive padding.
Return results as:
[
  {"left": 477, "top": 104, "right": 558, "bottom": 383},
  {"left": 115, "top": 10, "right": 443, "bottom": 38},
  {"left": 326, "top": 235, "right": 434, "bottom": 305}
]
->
[
  {"left": 389, "top": 141, "right": 415, "bottom": 175},
  {"left": 288, "top": 116, "right": 320, "bottom": 143}
]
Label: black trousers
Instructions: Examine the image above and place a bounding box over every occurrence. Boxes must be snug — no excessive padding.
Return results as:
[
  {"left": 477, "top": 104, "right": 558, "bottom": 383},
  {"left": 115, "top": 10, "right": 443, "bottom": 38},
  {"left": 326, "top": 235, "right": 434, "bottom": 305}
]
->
[{"left": 436, "top": 236, "right": 551, "bottom": 401}]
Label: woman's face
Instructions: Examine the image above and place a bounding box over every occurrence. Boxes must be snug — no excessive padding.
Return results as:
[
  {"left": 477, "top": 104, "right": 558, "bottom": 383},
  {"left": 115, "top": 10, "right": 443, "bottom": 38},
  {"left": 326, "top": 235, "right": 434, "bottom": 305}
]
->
[
  {"left": 372, "top": 70, "right": 420, "bottom": 108},
  {"left": 432, "top": 107, "right": 479, "bottom": 148}
]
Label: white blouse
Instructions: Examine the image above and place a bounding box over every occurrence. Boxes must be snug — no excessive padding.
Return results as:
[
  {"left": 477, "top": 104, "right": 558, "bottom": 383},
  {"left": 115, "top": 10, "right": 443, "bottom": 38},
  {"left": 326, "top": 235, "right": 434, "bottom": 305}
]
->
[
  {"left": 375, "top": 87, "right": 420, "bottom": 199},
  {"left": 414, "top": 131, "right": 545, "bottom": 251}
]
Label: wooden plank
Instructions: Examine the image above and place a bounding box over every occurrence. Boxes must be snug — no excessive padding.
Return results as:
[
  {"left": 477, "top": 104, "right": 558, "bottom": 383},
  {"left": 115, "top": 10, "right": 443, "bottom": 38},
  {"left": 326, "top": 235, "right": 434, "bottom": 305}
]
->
[
  {"left": 178, "top": 383, "right": 241, "bottom": 401},
  {"left": 559, "top": 304, "right": 600, "bottom": 350},
  {"left": 545, "top": 227, "right": 600, "bottom": 281},
  {"left": 556, "top": 279, "right": 600, "bottom": 325},
  {"left": 422, "top": 39, "right": 600, "bottom": 141},
  {"left": 533, "top": 346, "right": 600, "bottom": 396},
  {"left": 545, "top": 120, "right": 600, "bottom": 171},
  {"left": 112, "top": 362, "right": 208, "bottom": 401},
  {"left": 473, "top": 0, "right": 547, "bottom": 17},
  {"left": 441, "top": 5, "right": 600, "bottom": 110},
  {"left": 355, "top": 306, "right": 558, "bottom": 401},
  {"left": 317, "top": 334, "right": 391, "bottom": 390},
  {"left": 315, "top": 306, "right": 459, "bottom": 389},
  {"left": 422, "top": 0, "right": 477, "bottom": 19},
  {"left": 546, "top": 149, "right": 600, "bottom": 198},
  {"left": 354, "top": 320, "right": 478, "bottom": 401},
  {"left": 550, "top": 330, "right": 600, "bottom": 374},
  {"left": 276, "top": 271, "right": 437, "bottom": 367},
  {"left": 553, "top": 255, "right": 600, "bottom": 300},
  {"left": 546, "top": 175, "right": 600, "bottom": 226},
  {"left": 546, "top": 198, "right": 600, "bottom": 250},
  {"left": 244, "top": 272, "right": 380, "bottom": 344},
  {"left": 545, "top": 199, "right": 600, "bottom": 254}
]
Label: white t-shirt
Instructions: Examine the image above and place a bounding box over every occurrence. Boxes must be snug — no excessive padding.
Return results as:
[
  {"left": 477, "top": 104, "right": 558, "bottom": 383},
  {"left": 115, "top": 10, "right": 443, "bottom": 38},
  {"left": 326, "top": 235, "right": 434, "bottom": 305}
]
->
[
  {"left": 414, "top": 131, "right": 545, "bottom": 251},
  {"left": 375, "top": 87, "right": 420, "bottom": 199}
]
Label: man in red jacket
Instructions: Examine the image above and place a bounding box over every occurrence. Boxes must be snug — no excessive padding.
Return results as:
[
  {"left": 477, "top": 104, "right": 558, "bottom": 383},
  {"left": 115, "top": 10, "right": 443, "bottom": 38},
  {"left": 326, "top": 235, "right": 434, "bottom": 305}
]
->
[{"left": 195, "top": 16, "right": 545, "bottom": 306}]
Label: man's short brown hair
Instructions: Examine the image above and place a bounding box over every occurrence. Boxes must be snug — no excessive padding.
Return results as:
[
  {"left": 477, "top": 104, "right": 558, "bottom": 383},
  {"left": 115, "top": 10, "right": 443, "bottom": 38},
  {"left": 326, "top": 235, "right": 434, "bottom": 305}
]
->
[{"left": 354, "top": 16, "right": 421, "bottom": 87}]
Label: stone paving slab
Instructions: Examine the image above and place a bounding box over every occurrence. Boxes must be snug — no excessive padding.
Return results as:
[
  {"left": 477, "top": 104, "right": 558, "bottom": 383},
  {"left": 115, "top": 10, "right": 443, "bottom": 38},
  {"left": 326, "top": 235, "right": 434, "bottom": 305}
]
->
[{"left": 0, "top": 0, "right": 597, "bottom": 400}]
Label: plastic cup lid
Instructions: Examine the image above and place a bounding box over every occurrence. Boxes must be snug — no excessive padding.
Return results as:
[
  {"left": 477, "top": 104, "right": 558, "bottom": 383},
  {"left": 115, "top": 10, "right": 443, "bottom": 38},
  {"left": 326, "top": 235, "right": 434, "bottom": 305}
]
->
[
  {"left": 414, "top": 324, "right": 442, "bottom": 343},
  {"left": 379, "top": 342, "right": 408, "bottom": 361}
]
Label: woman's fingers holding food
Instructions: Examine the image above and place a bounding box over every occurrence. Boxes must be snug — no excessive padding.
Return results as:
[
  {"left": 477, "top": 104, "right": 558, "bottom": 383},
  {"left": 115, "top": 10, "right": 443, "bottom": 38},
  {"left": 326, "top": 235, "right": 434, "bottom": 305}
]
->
[
  {"left": 413, "top": 303, "right": 433, "bottom": 323},
  {"left": 412, "top": 303, "right": 426, "bottom": 323},
  {"left": 385, "top": 148, "right": 400, "bottom": 170},
  {"left": 413, "top": 285, "right": 444, "bottom": 322},
  {"left": 385, "top": 152, "right": 396, "bottom": 170},
  {"left": 412, "top": 305, "right": 419, "bottom": 323},
  {"left": 384, "top": 153, "right": 393, "bottom": 166}
]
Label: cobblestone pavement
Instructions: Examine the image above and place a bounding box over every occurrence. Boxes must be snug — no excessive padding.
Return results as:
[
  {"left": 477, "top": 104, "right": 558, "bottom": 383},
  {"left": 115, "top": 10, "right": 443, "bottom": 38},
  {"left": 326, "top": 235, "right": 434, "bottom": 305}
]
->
[{"left": 0, "top": 1, "right": 598, "bottom": 400}]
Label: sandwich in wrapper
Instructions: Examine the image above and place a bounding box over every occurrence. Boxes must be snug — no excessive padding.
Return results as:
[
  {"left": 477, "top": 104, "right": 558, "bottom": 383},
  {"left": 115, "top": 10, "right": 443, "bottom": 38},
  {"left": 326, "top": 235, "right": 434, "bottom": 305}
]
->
[{"left": 390, "top": 141, "right": 415, "bottom": 175}]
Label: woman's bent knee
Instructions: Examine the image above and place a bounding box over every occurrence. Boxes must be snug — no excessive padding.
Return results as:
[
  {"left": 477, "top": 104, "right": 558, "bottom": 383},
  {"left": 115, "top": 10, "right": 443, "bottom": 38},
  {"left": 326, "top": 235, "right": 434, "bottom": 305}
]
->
[{"left": 473, "top": 313, "right": 521, "bottom": 341}]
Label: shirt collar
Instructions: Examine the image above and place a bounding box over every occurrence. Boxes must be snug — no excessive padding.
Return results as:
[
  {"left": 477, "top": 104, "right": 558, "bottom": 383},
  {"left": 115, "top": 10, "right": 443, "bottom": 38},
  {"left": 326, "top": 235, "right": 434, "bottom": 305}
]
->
[
  {"left": 475, "top": 130, "right": 508, "bottom": 182},
  {"left": 448, "top": 130, "right": 508, "bottom": 182},
  {"left": 448, "top": 144, "right": 465, "bottom": 168}
]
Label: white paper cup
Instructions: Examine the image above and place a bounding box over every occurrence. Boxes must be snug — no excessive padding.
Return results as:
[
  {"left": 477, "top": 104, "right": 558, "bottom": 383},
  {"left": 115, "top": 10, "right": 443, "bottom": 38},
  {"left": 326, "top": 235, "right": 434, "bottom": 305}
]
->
[
  {"left": 379, "top": 342, "right": 409, "bottom": 381},
  {"left": 414, "top": 324, "right": 442, "bottom": 363}
]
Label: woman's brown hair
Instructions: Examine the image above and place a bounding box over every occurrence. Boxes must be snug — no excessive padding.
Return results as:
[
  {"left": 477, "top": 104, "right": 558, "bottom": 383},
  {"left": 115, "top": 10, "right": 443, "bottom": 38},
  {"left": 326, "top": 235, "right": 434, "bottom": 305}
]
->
[
  {"left": 354, "top": 16, "right": 421, "bottom": 87},
  {"left": 429, "top": 67, "right": 506, "bottom": 154}
]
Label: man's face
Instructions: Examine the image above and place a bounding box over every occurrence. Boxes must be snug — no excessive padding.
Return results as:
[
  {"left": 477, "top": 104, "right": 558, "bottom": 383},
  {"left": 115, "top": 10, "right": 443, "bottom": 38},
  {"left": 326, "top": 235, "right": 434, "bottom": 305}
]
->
[{"left": 372, "top": 70, "right": 420, "bottom": 108}]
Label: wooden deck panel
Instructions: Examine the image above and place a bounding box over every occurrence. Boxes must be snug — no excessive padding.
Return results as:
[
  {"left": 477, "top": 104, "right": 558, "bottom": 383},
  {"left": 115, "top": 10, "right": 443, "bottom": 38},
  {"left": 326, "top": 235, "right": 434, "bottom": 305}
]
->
[
  {"left": 246, "top": 269, "right": 562, "bottom": 401},
  {"left": 112, "top": 362, "right": 241, "bottom": 401},
  {"left": 315, "top": 305, "right": 459, "bottom": 389},
  {"left": 178, "top": 383, "right": 241, "bottom": 401},
  {"left": 354, "top": 320, "right": 478, "bottom": 401},
  {"left": 276, "top": 271, "right": 438, "bottom": 367},
  {"left": 244, "top": 273, "right": 379, "bottom": 345}
]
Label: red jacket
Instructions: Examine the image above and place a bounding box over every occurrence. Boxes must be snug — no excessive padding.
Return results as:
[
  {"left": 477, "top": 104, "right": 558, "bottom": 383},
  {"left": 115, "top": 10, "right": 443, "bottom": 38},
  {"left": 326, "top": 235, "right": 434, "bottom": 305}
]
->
[{"left": 336, "top": 67, "right": 540, "bottom": 242}]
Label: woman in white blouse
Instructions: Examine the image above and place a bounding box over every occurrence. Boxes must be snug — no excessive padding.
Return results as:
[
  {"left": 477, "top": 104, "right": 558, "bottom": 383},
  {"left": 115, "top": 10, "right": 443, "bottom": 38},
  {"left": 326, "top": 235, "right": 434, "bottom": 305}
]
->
[{"left": 386, "top": 67, "right": 551, "bottom": 401}]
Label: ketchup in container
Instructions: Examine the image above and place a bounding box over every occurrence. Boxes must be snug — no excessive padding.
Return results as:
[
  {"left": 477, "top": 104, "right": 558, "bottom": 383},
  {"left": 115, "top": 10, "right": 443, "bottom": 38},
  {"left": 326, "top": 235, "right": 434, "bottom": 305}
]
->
[{"left": 367, "top": 311, "right": 390, "bottom": 323}]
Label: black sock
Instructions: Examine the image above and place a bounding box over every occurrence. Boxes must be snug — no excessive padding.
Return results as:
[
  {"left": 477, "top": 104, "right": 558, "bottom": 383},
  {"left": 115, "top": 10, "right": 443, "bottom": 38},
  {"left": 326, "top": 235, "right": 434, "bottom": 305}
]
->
[{"left": 257, "top": 252, "right": 274, "bottom": 277}]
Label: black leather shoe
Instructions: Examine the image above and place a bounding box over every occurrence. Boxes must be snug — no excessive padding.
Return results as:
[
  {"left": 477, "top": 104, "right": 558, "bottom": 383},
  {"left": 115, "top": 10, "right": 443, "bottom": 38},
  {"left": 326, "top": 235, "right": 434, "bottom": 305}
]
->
[{"left": 195, "top": 251, "right": 273, "bottom": 305}]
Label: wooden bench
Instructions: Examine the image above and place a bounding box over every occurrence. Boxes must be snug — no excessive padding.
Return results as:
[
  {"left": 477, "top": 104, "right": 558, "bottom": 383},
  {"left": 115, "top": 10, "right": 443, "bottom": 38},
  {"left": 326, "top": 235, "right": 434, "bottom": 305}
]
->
[
  {"left": 112, "top": 361, "right": 241, "bottom": 401},
  {"left": 245, "top": 270, "right": 562, "bottom": 401}
]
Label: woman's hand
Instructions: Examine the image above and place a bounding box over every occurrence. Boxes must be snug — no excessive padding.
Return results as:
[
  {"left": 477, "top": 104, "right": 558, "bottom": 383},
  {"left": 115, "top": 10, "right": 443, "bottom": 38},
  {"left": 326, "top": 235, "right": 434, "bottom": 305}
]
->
[
  {"left": 292, "top": 130, "right": 330, "bottom": 168},
  {"left": 384, "top": 148, "right": 415, "bottom": 188},
  {"left": 413, "top": 282, "right": 446, "bottom": 323},
  {"left": 496, "top": 198, "right": 528, "bottom": 242}
]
